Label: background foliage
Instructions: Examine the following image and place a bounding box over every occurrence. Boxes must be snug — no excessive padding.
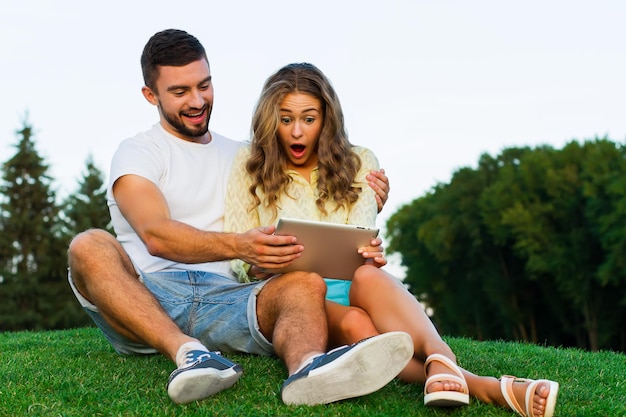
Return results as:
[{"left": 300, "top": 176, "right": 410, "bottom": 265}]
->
[
  {"left": 386, "top": 137, "right": 626, "bottom": 352},
  {"left": 2, "top": 117, "right": 625, "bottom": 354},
  {"left": 0, "top": 117, "right": 111, "bottom": 331}
]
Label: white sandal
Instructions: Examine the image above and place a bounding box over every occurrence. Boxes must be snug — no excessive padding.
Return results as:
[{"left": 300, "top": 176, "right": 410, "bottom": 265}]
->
[
  {"left": 500, "top": 375, "right": 559, "bottom": 417},
  {"left": 423, "top": 353, "right": 469, "bottom": 407}
]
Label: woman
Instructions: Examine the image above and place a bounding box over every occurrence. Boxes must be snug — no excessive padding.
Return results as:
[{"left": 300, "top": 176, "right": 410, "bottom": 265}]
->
[{"left": 225, "top": 62, "right": 559, "bottom": 417}]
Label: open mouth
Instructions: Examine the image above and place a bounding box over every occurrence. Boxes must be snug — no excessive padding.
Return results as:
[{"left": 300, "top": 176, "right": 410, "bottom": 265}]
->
[
  {"left": 290, "top": 144, "right": 306, "bottom": 158},
  {"left": 182, "top": 108, "right": 206, "bottom": 124}
]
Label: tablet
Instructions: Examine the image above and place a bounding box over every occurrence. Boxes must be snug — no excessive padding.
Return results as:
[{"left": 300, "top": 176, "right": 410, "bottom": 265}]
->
[{"left": 267, "top": 217, "right": 380, "bottom": 280}]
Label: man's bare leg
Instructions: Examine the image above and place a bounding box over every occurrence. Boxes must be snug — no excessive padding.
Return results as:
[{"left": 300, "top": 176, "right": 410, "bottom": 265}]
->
[
  {"left": 68, "top": 229, "right": 192, "bottom": 361},
  {"left": 256, "top": 271, "right": 414, "bottom": 405},
  {"left": 68, "top": 229, "right": 242, "bottom": 404},
  {"left": 255, "top": 271, "right": 328, "bottom": 373}
]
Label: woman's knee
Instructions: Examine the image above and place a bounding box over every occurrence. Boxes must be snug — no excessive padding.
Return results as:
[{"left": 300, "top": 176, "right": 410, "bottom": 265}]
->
[
  {"left": 351, "top": 265, "right": 394, "bottom": 298},
  {"left": 352, "top": 264, "right": 385, "bottom": 284},
  {"left": 339, "top": 307, "right": 371, "bottom": 328},
  {"left": 338, "top": 307, "right": 378, "bottom": 340}
]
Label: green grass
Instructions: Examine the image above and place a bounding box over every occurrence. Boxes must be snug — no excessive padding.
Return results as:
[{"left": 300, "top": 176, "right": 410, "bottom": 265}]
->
[{"left": 1, "top": 327, "right": 624, "bottom": 416}]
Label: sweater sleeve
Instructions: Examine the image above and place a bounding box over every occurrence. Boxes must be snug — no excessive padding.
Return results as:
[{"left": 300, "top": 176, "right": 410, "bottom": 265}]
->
[
  {"left": 224, "top": 145, "right": 259, "bottom": 282},
  {"left": 347, "top": 147, "right": 380, "bottom": 228}
]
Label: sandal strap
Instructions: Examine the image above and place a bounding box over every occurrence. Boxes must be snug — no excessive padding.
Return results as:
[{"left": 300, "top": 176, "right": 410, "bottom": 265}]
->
[
  {"left": 425, "top": 373, "right": 467, "bottom": 388},
  {"left": 501, "top": 376, "right": 525, "bottom": 416},
  {"left": 424, "top": 354, "right": 468, "bottom": 394},
  {"left": 501, "top": 376, "right": 560, "bottom": 417},
  {"left": 501, "top": 375, "right": 544, "bottom": 417},
  {"left": 424, "top": 354, "right": 465, "bottom": 379}
]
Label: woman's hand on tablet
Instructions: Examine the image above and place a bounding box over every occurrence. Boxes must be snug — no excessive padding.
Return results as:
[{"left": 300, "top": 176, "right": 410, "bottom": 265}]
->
[{"left": 358, "top": 237, "right": 387, "bottom": 268}]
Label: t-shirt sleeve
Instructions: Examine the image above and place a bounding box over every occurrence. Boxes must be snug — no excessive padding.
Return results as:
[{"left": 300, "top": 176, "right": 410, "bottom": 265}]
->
[{"left": 109, "top": 135, "right": 164, "bottom": 189}]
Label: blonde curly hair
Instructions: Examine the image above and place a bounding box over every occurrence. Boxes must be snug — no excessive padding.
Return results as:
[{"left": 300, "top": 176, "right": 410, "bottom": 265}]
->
[{"left": 246, "top": 63, "right": 362, "bottom": 220}]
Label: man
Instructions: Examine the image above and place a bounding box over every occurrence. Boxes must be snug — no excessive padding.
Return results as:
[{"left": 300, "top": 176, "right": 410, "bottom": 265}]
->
[{"left": 67, "top": 28, "right": 411, "bottom": 406}]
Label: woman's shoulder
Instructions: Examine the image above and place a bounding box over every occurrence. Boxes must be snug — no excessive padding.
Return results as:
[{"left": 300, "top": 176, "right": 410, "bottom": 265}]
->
[
  {"left": 233, "top": 142, "right": 253, "bottom": 161},
  {"left": 351, "top": 146, "right": 379, "bottom": 168}
]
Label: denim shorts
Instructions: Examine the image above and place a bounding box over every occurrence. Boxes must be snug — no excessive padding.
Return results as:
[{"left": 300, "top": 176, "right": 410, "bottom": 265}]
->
[{"left": 68, "top": 269, "right": 274, "bottom": 357}]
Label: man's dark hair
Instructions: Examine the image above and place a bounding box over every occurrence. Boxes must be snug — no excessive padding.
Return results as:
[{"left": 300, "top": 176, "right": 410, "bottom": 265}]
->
[{"left": 140, "top": 29, "right": 207, "bottom": 91}]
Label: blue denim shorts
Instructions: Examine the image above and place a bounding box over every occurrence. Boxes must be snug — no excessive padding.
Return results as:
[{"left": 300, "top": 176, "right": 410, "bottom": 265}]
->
[{"left": 68, "top": 269, "right": 274, "bottom": 357}]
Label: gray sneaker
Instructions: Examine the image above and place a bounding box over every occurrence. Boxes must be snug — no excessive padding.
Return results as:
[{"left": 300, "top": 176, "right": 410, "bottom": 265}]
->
[
  {"left": 167, "top": 350, "right": 243, "bottom": 404},
  {"left": 280, "top": 331, "right": 413, "bottom": 405}
]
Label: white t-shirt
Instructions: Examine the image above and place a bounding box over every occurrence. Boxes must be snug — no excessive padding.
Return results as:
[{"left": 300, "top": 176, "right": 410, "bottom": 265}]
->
[{"left": 107, "top": 123, "right": 243, "bottom": 276}]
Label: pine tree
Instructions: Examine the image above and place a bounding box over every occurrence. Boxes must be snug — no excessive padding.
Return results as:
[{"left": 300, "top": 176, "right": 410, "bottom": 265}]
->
[
  {"left": 62, "top": 154, "right": 112, "bottom": 236},
  {"left": 0, "top": 117, "right": 78, "bottom": 330}
]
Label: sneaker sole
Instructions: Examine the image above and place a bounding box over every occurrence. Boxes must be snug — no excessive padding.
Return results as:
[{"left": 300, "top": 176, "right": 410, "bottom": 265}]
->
[
  {"left": 281, "top": 331, "right": 413, "bottom": 405},
  {"left": 168, "top": 366, "right": 243, "bottom": 404}
]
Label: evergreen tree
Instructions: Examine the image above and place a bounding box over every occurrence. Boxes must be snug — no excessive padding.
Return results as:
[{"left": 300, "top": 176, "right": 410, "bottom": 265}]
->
[
  {"left": 62, "top": 154, "right": 112, "bottom": 236},
  {"left": 0, "top": 117, "right": 82, "bottom": 330}
]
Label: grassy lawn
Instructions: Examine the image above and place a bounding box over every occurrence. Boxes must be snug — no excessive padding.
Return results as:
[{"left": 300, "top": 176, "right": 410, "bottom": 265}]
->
[{"left": 1, "top": 327, "right": 624, "bottom": 416}]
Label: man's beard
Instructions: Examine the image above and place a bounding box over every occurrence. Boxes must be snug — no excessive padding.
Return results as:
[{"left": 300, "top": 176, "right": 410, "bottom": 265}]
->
[{"left": 160, "top": 103, "right": 211, "bottom": 138}]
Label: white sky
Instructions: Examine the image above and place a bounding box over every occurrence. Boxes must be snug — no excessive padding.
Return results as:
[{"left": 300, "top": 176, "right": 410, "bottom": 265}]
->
[{"left": 1, "top": 1, "right": 625, "bottom": 275}]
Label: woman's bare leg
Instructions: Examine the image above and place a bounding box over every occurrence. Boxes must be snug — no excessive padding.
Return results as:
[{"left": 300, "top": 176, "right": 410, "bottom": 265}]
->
[
  {"left": 350, "top": 265, "right": 454, "bottom": 384},
  {"left": 325, "top": 298, "right": 426, "bottom": 382},
  {"left": 350, "top": 265, "right": 556, "bottom": 416},
  {"left": 325, "top": 301, "right": 378, "bottom": 347}
]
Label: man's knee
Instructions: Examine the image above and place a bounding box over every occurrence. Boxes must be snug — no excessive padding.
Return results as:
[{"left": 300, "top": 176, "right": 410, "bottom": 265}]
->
[
  {"left": 259, "top": 272, "right": 327, "bottom": 313},
  {"left": 68, "top": 229, "right": 123, "bottom": 278},
  {"left": 271, "top": 271, "right": 325, "bottom": 293},
  {"left": 68, "top": 229, "right": 116, "bottom": 257},
  {"left": 283, "top": 272, "right": 326, "bottom": 298}
]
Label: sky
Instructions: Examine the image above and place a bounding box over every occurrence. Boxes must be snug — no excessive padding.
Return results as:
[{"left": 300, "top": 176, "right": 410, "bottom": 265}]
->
[{"left": 1, "top": 1, "right": 625, "bottom": 275}]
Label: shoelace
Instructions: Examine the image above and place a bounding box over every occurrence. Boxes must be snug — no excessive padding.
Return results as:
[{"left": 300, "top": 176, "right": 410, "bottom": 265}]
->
[{"left": 182, "top": 350, "right": 222, "bottom": 367}]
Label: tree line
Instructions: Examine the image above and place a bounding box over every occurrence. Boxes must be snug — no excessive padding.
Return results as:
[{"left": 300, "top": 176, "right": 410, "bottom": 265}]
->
[
  {"left": 0, "top": 118, "right": 111, "bottom": 331},
  {"left": 3, "top": 116, "right": 624, "bottom": 353},
  {"left": 386, "top": 137, "right": 626, "bottom": 352}
]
